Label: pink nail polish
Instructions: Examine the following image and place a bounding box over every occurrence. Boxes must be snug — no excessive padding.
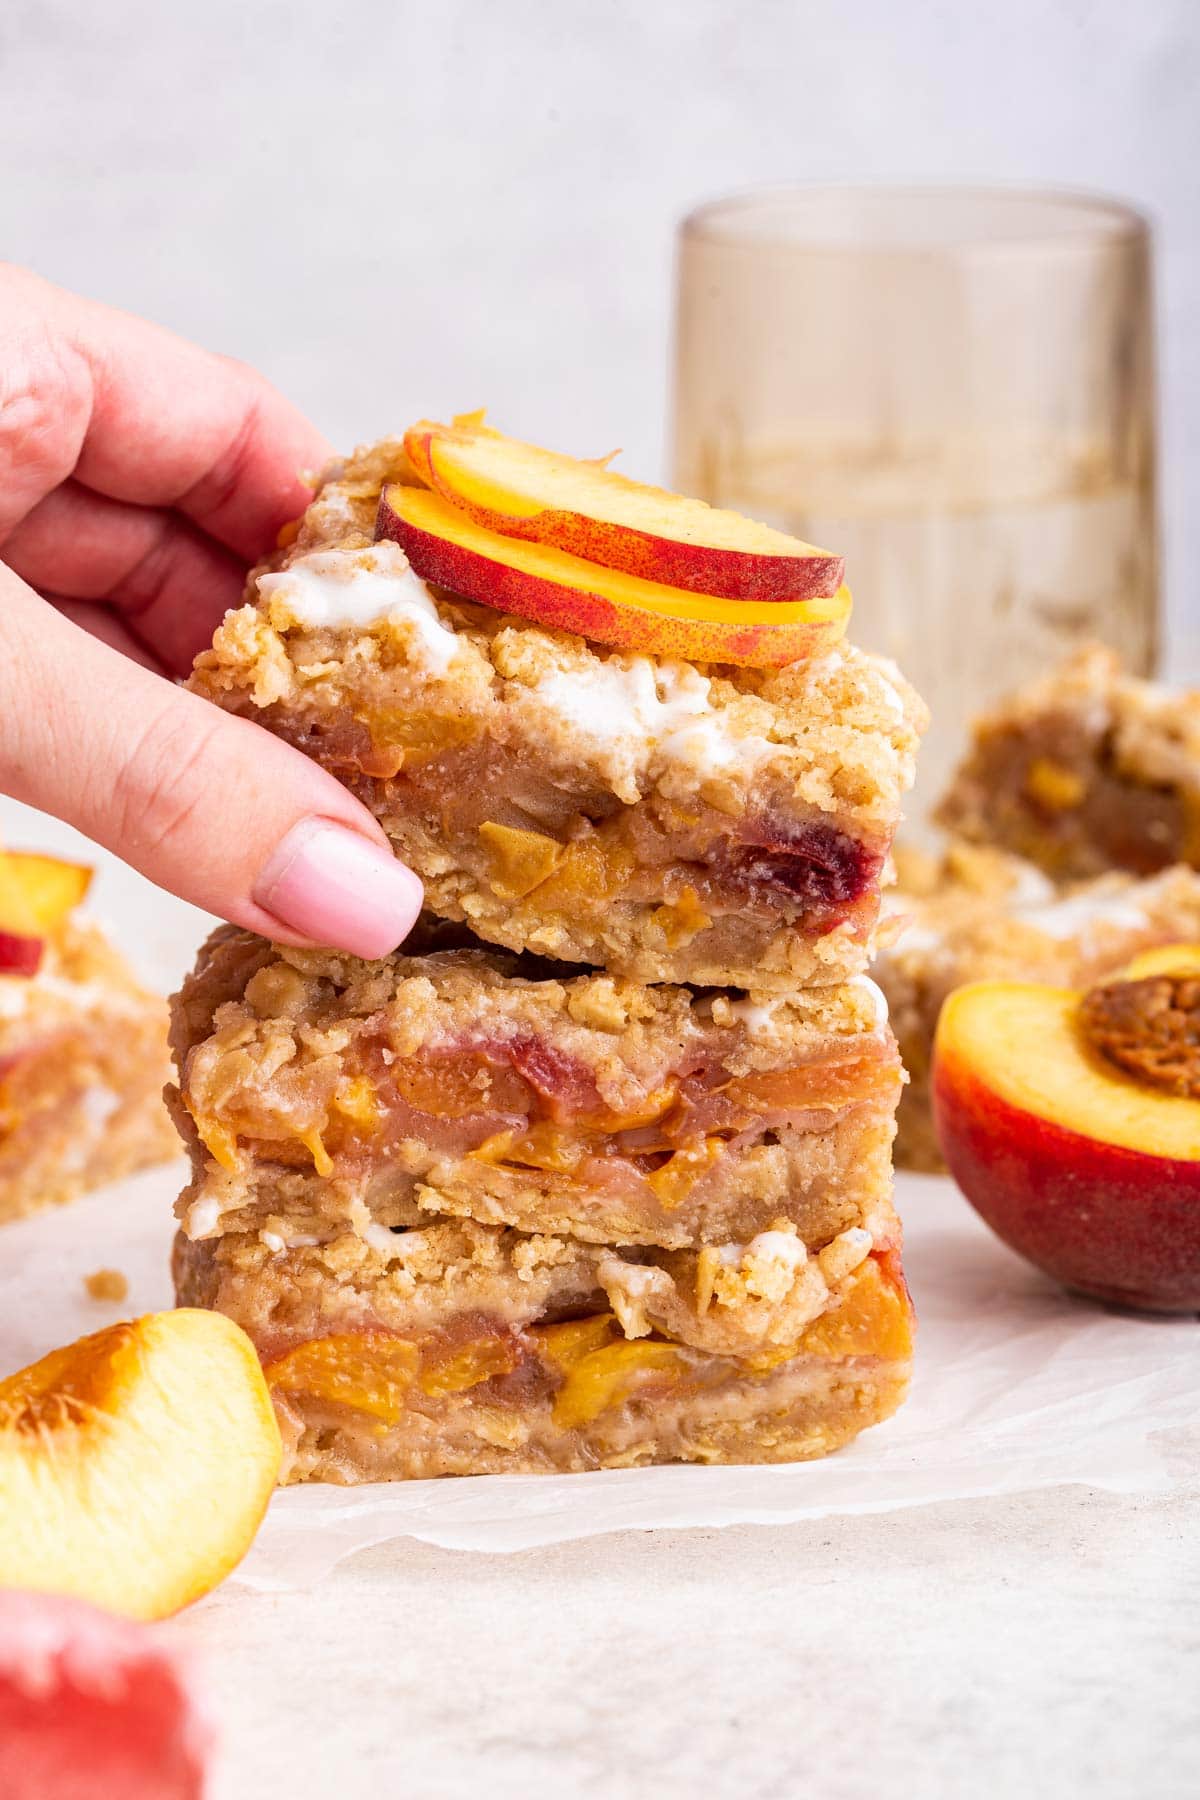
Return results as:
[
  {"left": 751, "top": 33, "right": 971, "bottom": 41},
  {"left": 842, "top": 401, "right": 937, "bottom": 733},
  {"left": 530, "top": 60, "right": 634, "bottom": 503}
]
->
[{"left": 254, "top": 819, "right": 423, "bottom": 958}]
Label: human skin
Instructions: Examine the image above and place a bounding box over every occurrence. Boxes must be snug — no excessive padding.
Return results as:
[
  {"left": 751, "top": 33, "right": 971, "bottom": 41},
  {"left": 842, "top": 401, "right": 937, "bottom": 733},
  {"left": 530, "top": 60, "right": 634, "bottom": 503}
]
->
[{"left": 0, "top": 264, "right": 422, "bottom": 957}]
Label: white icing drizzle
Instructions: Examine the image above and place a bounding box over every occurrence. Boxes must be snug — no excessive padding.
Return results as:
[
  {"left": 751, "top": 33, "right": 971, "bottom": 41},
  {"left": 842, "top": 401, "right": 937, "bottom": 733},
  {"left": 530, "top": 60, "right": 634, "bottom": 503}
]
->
[
  {"left": 186, "top": 1196, "right": 222, "bottom": 1238},
  {"left": 363, "top": 1220, "right": 399, "bottom": 1256},
  {"left": 603, "top": 1261, "right": 660, "bottom": 1296},
  {"left": 871, "top": 657, "right": 909, "bottom": 721},
  {"left": 260, "top": 544, "right": 460, "bottom": 673},
  {"left": 745, "top": 1229, "right": 808, "bottom": 1268},
  {"left": 258, "top": 1228, "right": 321, "bottom": 1252},
  {"left": 726, "top": 994, "right": 785, "bottom": 1033},
  {"left": 0, "top": 981, "right": 31, "bottom": 1020},
  {"left": 817, "top": 1226, "right": 873, "bottom": 1283},
  {"left": 531, "top": 655, "right": 774, "bottom": 780},
  {"left": 851, "top": 975, "right": 890, "bottom": 1027}
]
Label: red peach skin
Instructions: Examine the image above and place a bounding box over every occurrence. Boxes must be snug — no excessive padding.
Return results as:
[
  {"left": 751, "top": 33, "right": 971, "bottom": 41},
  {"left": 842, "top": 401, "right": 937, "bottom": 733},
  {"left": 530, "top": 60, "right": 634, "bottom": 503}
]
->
[
  {"left": 0, "top": 1590, "right": 213, "bottom": 1799},
  {"left": 403, "top": 414, "right": 845, "bottom": 602},
  {"left": 376, "top": 485, "right": 851, "bottom": 669},
  {"left": 934, "top": 1029, "right": 1200, "bottom": 1313},
  {"left": 0, "top": 932, "right": 43, "bottom": 975}
]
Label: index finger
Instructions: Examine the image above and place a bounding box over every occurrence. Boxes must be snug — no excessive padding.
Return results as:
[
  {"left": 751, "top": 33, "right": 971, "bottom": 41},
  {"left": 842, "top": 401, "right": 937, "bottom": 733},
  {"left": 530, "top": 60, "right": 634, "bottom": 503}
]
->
[{"left": 0, "top": 263, "right": 332, "bottom": 561}]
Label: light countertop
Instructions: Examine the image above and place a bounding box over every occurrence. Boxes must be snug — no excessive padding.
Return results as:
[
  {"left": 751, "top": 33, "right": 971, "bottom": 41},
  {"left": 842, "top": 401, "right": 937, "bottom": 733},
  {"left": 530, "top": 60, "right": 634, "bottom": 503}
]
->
[{"left": 185, "top": 1474, "right": 1199, "bottom": 1800}]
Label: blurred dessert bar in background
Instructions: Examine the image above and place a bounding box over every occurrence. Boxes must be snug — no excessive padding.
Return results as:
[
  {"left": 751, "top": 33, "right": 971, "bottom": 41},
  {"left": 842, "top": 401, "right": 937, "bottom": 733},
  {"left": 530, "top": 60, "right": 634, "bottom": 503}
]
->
[
  {"left": 936, "top": 647, "right": 1200, "bottom": 880},
  {"left": 0, "top": 849, "right": 175, "bottom": 1223},
  {"left": 877, "top": 842, "right": 1200, "bottom": 1169}
]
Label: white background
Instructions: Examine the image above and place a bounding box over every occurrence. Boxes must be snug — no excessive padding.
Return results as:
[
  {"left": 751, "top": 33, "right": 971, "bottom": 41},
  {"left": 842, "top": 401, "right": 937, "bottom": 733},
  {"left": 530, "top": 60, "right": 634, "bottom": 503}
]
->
[{"left": 2, "top": 0, "right": 1197, "bottom": 663}]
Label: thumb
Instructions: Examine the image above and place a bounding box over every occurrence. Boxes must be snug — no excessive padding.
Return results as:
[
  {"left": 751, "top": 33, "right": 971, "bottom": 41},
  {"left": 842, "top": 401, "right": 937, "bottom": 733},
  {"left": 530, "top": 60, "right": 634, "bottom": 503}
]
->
[{"left": 2, "top": 571, "right": 424, "bottom": 957}]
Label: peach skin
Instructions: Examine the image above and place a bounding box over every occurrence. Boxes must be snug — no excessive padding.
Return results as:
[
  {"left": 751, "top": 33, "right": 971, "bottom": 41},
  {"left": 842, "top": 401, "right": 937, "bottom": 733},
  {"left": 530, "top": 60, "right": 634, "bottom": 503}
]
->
[
  {"left": 376, "top": 485, "right": 851, "bottom": 668},
  {"left": 932, "top": 975, "right": 1200, "bottom": 1313},
  {"left": 0, "top": 1590, "right": 213, "bottom": 1800},
  {"left": 403, "top": 412, "right": 844, "bottom": 602},
  {"left": 0, "top": 1310, "right": 282, "bottom": 1620}
]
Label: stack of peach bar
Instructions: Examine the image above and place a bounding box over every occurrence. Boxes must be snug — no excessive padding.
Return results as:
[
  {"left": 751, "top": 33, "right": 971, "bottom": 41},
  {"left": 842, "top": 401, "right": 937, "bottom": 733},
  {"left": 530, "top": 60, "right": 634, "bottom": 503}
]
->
[{"left": 170, "top": 417, "right": 927, "bottom": 1482}]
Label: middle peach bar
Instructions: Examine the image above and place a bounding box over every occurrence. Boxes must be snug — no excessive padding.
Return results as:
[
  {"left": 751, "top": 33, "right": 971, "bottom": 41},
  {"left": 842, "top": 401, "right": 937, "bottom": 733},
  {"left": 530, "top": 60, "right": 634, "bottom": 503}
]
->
[{"left": 169, "top": 922, "right": 902, "bottom": 1254}]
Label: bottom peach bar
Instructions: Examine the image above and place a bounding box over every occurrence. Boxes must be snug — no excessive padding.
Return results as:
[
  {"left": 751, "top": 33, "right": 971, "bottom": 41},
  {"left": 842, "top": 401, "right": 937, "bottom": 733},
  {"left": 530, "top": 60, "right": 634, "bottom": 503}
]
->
[{"left": 173, "top": 1204, "right": 913, "bottom": 1481}]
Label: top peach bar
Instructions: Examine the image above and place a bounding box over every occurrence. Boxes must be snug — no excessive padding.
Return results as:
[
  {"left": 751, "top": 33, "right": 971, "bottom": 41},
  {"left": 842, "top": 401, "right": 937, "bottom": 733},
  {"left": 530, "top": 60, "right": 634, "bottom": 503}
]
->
[{"left": 191, "top": 434, "right": 927, "bottom": 988}]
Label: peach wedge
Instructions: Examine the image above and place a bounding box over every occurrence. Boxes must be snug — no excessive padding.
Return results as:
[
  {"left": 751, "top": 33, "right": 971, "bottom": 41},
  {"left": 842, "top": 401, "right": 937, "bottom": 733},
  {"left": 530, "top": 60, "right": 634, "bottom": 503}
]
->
[
  {"left": 933, "top": 978, "right": 1200, "bottom": 1312},
  {"left": 377, "top": 485, "right": 851, "bottom": 668},
  {"left": 403, "top": 413, "right": 844, "bottom": 602},
  {"left": 0, "top": 1311, "right": 281, "bottom": 1620}
]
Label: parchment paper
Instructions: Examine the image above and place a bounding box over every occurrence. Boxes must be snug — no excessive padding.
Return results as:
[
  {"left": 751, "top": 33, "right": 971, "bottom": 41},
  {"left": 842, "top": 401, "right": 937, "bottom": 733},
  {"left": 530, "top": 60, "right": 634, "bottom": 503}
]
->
[{"left": 2, "top": 1162, "right": 1196, "bottom": 1591}]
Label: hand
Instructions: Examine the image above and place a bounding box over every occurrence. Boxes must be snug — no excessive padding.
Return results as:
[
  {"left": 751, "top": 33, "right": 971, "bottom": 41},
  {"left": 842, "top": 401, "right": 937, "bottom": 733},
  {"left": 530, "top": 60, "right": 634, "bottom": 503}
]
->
[{"left": 0, "top": 265, "right": 422, "bottom": 957}]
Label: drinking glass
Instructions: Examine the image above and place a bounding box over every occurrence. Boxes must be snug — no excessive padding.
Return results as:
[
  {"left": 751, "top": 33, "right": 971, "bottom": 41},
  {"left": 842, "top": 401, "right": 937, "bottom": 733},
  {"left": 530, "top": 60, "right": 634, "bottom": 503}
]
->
[{"left": 671, "top": 185, "right": 1159, "bottom": 816}]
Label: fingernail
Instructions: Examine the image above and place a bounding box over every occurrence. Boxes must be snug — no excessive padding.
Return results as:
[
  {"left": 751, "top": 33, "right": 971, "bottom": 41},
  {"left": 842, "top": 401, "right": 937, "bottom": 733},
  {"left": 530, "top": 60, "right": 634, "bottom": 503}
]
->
[{"left": 254, "top": 819, "right": 423, "bottom": 958}]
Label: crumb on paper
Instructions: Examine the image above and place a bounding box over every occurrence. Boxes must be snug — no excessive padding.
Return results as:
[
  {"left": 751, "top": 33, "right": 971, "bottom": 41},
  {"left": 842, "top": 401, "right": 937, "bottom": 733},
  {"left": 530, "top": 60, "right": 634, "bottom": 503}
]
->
[{"left": 84, "top": 1267, "right": 129, "bottom": 1303}]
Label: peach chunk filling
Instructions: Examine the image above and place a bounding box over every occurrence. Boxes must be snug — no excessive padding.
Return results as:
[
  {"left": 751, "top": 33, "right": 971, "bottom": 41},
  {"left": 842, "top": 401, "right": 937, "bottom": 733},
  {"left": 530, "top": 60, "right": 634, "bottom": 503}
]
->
[
  {"left": 264, "top": 1325, "right": 523, "bottom": 1420},
  {"left": 257, "top": 1260, "right": 911, "bottom": 1437},
  {"left": 192, "top": 1020, "right": 896, "bottom": 1205}
]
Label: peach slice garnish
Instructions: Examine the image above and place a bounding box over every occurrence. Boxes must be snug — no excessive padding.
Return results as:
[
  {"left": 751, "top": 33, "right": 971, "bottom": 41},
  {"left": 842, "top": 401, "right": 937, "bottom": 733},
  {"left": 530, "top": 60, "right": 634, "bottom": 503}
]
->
[
  {"left": 933, "top": 977, "right": 1200, "bottom": 1312},
  {"left": 0, "top": 852, "right": 92, "bottom": 977},
  {"left": 0, "top": 1311, "right": 281, "bottom": 1620},
  {"left": 403, "top": 413, "right": 844, "bottom": 602},
  {"left": 376, "top": 486, "right": 851, "bottom": 669}
]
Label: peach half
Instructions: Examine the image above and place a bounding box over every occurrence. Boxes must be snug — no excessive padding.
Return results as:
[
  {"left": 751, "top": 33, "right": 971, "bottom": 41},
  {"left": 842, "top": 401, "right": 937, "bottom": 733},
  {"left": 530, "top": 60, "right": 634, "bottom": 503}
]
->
[
  {"left": 0, "top": 1311, "right": 282, "bottom": 1620},
  {"left": 932, "top": 976, "right": 1200, "bottom": 1312},
  {"left": 376, "top": 485, "right": 851, "bottom": 668},
  {"left": 403, "top": 413, "right": 844, "bottom": 601}
]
